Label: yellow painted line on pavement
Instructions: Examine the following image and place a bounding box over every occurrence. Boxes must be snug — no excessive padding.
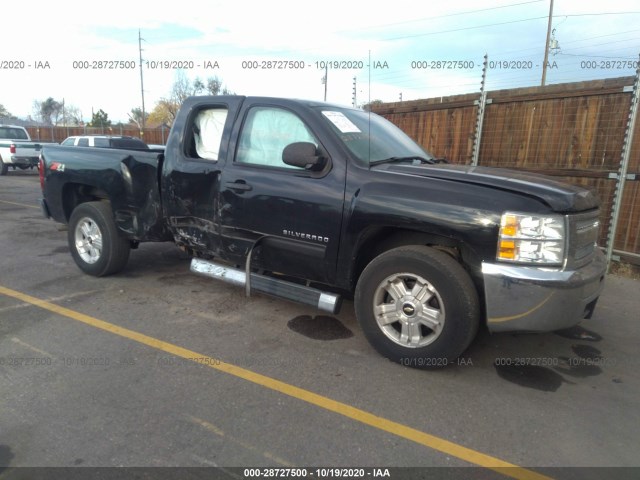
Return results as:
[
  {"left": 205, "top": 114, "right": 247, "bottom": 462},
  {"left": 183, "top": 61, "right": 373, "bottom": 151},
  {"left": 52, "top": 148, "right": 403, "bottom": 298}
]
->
[
  {"left": 0, "top": 284, "right": 552, "bottom": 480},
  {"left": 0, "top": 199, "right": 39, "bottom": 209}
]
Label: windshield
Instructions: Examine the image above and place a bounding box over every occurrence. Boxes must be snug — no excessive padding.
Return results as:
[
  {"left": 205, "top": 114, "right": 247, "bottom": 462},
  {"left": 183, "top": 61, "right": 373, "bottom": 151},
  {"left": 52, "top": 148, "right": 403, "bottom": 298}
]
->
[{"left": 318, "top": 108, "right": 432, "bottom": 165}]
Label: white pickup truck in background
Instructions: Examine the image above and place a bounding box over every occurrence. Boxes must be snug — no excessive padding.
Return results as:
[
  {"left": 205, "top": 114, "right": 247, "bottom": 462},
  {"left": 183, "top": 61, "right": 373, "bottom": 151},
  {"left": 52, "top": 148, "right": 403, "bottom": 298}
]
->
[{"left": 0, "top": 125, "right": 43, "bottom": 175}]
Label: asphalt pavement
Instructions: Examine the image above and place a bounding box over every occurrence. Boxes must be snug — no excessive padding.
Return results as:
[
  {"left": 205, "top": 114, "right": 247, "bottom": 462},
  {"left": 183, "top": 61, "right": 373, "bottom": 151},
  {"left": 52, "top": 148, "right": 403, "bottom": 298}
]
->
[{"left": 1, "top": 170, "right": 638, "bottom": 480}]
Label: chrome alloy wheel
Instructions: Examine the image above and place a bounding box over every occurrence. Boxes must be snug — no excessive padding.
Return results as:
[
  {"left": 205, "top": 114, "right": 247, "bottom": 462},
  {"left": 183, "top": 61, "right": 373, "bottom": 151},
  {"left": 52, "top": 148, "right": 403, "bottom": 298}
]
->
[
  {"left": 74, "top": 217, "right": 103, "bottom": 264},
  {"left": 372, "top": 273, "right": 445, "bottom": 348}
]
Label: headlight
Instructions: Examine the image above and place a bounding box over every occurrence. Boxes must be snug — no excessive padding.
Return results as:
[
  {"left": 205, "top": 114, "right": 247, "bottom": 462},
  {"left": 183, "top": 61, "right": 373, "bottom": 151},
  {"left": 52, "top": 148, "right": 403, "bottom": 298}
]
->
[{"left": 497, "top": 212, "right": 565, "bottom": 265}]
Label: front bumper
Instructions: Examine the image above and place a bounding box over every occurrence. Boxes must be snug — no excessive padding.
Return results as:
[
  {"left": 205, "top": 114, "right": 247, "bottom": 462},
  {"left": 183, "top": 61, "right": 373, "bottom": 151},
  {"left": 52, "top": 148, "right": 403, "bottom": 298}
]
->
[{"left": 481, "top": 249, "right": 606, "bottom": 333}]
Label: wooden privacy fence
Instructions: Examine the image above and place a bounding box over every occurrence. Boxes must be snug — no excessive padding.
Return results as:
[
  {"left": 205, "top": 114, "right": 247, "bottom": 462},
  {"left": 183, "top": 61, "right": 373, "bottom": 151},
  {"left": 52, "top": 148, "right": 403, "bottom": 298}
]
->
[
  {"left": 24, "top": 125, "right": 170, "bottom": 146},
  {"left": 372, "top": 76, "right": 640, "bottom": 265}
]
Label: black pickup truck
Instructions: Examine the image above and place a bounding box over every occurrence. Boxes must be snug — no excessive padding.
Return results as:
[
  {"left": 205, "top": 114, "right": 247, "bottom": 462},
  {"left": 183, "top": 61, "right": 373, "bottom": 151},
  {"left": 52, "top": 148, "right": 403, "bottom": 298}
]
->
[{"left": 39, "top": 95, "right": 606, "bottom": 367}]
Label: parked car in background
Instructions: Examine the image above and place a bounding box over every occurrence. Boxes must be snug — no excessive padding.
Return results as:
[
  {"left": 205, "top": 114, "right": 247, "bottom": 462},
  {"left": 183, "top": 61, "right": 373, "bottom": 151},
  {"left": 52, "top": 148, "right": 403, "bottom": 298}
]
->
[
  {"left": 61, "top": 135, "right": 149, "bottom": 150},
  {"left": 0, "top": 125, "right": 43, "bottom": 175}
]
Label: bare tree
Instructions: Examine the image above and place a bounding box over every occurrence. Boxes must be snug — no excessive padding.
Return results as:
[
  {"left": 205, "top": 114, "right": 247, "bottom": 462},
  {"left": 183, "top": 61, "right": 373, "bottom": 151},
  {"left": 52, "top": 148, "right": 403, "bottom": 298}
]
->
[
  {"left": 127, "top": 107, "right": 149, "bottom": 129},
  {"left": 151, "top": 72, "right": 235, "bottom": 126},
  {"left": 64, "top": 105, "right": 84, "bottom": 126}
]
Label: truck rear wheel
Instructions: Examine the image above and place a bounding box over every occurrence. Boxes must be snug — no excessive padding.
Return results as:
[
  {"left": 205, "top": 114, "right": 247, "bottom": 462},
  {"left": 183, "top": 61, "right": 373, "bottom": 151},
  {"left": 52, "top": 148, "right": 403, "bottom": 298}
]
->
[
  {"left": 0, "top": 158, "right": 8, "bottom": 176},
  {"left": 355, "top": 245, "right": 479, "bottom": 368},
  {"left": 68, "top": 201, "right": 130, "bottom": 276}
]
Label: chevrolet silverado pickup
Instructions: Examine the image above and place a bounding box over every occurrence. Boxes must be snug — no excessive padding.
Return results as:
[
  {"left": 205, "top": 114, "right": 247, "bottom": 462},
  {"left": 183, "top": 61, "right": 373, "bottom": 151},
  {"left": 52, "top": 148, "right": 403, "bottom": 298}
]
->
[
  {"left": 39, "top": 96, "right": 606, "bottom": 367},
  {"left": 0, "top": 125, "right": 43, "bottom": 175}
]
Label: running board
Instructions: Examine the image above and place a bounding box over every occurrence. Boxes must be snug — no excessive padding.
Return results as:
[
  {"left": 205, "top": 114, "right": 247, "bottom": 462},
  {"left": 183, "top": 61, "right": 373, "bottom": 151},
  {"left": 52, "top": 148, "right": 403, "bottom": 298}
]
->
[{"left": 190, "top": 258, "right": 342, "bottom": 314}]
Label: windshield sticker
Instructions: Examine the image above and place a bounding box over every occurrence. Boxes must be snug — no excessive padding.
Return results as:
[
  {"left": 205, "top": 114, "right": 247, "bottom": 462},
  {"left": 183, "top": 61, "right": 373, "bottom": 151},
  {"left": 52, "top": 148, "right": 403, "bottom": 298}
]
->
[{"left": 322, "top": 111, "right": 361, "bottom": 133}]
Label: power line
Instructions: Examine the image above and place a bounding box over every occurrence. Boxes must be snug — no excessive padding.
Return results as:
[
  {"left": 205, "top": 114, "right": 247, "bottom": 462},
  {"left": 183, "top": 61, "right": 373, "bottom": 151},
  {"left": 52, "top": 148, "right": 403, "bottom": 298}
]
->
[
  {"left": 553, "top": 11, "right": 640, "bottom": 17},
  {"left": 558, "top": 52, "right": 640, "bottom": 60},
  {"left": 386, "top": 16, "right": 548, "bottom": 41},
  {"left": 337, "top": 0, "right": 545, "bottom": 32}
]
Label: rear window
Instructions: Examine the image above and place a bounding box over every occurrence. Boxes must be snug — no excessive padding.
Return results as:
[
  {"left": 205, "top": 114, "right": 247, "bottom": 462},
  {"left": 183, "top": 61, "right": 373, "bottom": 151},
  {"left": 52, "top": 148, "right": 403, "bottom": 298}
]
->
[
  {"left": 94, "top": 138, "right": 110, "bottom": 147},
  {"left": 78, "top": 138, "right": 89, "bottom": 147},
  {"left": 0, "top": 127, "right": 29, "bottom": 140},
  {"left": 111, "top": 138, "right": 149, "bottom": 150}
]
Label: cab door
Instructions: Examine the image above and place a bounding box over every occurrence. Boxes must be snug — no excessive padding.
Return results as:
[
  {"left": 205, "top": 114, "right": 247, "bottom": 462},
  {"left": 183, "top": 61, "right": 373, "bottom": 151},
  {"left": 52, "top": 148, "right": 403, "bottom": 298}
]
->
[
  {"left": 162, "top": 97, "right": 244, "bottom": 255},
  {"left": 219, "top": 102, "right": 346, "bottom": 284}
]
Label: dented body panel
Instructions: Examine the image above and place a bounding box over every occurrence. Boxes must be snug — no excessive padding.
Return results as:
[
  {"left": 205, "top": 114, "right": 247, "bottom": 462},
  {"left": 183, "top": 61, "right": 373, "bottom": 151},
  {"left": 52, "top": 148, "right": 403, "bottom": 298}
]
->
[{"left": 41, "top": 146, "right": 170, "bottom": 241}]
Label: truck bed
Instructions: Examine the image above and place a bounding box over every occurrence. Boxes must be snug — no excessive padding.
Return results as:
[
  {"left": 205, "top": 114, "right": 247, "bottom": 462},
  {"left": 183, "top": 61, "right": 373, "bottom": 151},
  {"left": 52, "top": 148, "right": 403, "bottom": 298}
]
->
[{"left": 40, "top": 145, "right": 170, "bottom": 241}]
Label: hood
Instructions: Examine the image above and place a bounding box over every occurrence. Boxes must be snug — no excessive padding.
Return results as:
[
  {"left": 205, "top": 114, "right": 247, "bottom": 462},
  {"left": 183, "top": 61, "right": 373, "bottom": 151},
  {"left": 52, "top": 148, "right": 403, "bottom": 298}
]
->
[{"left": 373, "top": 163, "right": 600, "bottom": 213}]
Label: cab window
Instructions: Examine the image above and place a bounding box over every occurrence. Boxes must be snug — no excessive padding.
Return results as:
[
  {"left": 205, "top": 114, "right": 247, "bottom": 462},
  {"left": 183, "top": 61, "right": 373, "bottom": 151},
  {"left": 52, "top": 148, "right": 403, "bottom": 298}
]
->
[
  {"left": 186, "top": 108, "right": 228, "bottom": 161},
  {"left": 236, "top": 107, "right": 318, "bottom": 169}
]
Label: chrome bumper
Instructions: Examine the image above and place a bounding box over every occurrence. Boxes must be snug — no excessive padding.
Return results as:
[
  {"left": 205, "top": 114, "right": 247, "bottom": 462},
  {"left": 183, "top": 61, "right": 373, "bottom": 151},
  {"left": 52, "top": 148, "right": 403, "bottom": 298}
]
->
[{"left": 481, "top": 249, "right": 606, "bottom": 333}]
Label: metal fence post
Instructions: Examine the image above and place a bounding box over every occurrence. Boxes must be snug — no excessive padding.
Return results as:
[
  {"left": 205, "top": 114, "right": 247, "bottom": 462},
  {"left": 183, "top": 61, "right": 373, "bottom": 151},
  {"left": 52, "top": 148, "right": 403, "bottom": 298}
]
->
[
  {"left": 471, "top": 54, "right": 488, "bottom": 166},
  {"left": 605, "top": 54, "right": 640, "bottom": 267}
]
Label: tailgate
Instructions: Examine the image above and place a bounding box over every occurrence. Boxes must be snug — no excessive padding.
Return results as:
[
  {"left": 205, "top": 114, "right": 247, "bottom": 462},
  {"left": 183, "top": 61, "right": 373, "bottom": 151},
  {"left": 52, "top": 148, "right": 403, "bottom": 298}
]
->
[{"left": 14, "top": 142, "right": 43, "bottom": 156}]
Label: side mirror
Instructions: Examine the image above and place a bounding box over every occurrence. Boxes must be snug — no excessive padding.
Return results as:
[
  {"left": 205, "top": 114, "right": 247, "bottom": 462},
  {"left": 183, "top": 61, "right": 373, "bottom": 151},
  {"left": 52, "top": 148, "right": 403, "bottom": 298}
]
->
[{"left": 282, "top": 142, "right": 326, "bottom": 171}]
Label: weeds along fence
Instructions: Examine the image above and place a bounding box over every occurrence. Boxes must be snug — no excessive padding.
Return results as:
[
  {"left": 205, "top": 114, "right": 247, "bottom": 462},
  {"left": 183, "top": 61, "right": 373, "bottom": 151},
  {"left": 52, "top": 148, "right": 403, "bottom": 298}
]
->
[{"left": 371, "top": 75, "right": 640, "bottom": 266}]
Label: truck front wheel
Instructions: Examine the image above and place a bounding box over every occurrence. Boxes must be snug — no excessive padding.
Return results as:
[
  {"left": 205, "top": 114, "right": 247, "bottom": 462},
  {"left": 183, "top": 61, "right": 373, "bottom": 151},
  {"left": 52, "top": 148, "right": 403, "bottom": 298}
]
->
[
  {"left": 355, "top": 245, "right": 479, "bottom": 368},
  {"left": 68, "top": 201, "right": 130, "bottom": 276}
]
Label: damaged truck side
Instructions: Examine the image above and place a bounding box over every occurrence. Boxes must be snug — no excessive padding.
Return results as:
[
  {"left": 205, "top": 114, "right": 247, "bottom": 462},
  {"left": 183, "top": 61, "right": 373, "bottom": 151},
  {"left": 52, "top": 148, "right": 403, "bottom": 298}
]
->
[{"left": 39, "top": 96, "right": 606, "bottom": 367}]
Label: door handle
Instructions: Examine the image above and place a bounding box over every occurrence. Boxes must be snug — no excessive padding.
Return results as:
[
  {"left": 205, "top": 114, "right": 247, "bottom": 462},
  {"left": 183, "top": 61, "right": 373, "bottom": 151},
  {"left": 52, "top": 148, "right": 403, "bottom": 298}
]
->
[{"left": 225, "top": 181, "right": 252, "bottom": 192}]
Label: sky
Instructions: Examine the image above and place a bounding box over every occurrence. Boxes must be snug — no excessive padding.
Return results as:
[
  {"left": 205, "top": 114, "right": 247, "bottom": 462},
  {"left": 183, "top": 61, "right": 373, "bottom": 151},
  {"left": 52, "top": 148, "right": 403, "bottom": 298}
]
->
[{"left": 2, "top": 0, "right": 639, "bottom": 123}]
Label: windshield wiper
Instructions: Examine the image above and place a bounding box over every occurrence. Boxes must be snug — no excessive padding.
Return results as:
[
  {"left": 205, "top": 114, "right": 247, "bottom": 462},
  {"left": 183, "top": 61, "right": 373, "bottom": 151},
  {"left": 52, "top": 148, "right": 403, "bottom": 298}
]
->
[{"left": 369, "top": 156, "right": 435, "bottom": 167}]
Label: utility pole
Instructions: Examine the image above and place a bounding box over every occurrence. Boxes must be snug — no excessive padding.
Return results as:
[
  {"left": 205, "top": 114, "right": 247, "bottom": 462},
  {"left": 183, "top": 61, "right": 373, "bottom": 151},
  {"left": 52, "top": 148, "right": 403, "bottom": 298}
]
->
[
  {"left": 606, "top": 55, "right": 640, "bottom": 267},
  {"left": 138, "top": 29, "right": 146, "bottom": 132},
  {"left": 541, "top": 0, "right": 554, "bottom": 86},
  {"left": 399, "top": 92, "right": 403, "bottom": 102},
  {"left": 352, "top": 77, "right": 357, "bottom": 107},
  {"left": 472, "top": 54, "right": 489, "bottom": 166},
  {"left": 62, "top": 98, "right": 68, "bottom": 138},
  {"left": 323, "top": 65, "right": 328, "bottom": 102}
]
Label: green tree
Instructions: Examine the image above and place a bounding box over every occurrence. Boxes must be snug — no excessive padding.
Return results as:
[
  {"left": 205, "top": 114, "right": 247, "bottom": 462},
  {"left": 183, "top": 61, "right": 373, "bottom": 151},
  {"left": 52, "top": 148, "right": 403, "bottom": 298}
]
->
[
  {"left": 88, "top": 109, "right": 111, "bottom": 128},
  {"left": 37, "top": 97, "right": 63, "bottom": 125},
  {"left": 0, "top": 104, "right": 13, "bottom": 118},
  {"left": 206, "top": 76, "right": 235, "bottom": 96},
  {"left": 147, "top": 101, "right": 174, "bottom": 127},
  {"left": 362, "top": 99, "right": 384, "bottom": 111}
]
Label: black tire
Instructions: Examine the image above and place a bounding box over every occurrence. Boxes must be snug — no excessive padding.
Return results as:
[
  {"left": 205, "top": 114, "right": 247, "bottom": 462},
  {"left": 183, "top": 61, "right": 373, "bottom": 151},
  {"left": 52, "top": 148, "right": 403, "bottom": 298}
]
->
[
  {"left": 68, "top": 201, "right": 130, "bottom": 276},
  {"left": 355, "top": 245, "right": 479, "bottom": 369},
  {"left": 0, "top": 157, "right": 8, "bottom": 176}
]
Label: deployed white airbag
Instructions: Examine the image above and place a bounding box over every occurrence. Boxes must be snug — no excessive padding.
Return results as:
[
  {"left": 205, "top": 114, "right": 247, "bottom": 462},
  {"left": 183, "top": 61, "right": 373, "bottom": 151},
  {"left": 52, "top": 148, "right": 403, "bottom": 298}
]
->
[{"left": 194, "top": 108, "right": 228, "bottom": 160}]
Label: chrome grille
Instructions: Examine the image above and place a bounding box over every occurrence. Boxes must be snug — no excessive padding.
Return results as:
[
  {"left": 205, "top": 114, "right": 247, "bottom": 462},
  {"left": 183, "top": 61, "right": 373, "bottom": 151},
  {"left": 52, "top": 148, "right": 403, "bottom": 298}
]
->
[{"left": 566, "top": 210, "right": 600, "bottom": 269}]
